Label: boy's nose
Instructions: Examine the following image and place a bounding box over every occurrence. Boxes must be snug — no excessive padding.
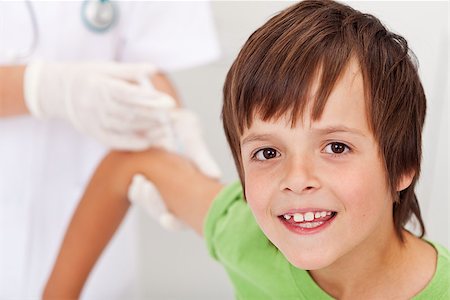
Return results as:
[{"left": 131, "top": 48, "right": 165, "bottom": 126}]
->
[{"left": 279, "top": 156, "right": 320, "bottom": 194}]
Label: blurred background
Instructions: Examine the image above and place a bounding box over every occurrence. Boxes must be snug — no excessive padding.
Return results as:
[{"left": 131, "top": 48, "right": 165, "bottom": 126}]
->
[{"left": 86, "top": 1, "right": 448, "bottom": 299}]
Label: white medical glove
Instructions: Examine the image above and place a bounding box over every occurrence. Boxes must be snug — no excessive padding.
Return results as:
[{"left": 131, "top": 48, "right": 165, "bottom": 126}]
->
[
  {"left": 128, "top": 109, "right": 221, "bottom": 231},
  {"left": 24, "top": 60, "right": 175, "bottom": 150},
  {"left": 128, "top": 174, "right": 186, "bottom": 231}
]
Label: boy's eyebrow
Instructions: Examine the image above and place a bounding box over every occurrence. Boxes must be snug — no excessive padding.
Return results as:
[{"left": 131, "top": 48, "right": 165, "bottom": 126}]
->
[
  {"left": 313, "top": 125, "right": 367, "bottom": 137},
  {"left": 241, "top": 126, "right": 366, "bottom": 145},
  {"left": 241, "top": 134, "right": 275, "bottom": 146}
]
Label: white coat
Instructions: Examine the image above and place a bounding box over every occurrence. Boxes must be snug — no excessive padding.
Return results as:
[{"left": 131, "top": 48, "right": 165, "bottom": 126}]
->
[{"left": 0, "top": 2, "right": 220, "bottom": 299}]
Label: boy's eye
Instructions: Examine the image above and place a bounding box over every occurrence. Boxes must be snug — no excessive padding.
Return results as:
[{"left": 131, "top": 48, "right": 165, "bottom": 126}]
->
[
  {"left": 323, "top": 142, "right": 350, "bottom": 155},
  {"left": 254, "top": 148, "right": 280, "bottom": 161}
]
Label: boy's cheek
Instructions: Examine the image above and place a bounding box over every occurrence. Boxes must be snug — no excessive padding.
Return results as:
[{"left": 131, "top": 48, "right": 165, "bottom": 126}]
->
[
  {"left": 244, "top": 172, "right": 274, "bottom": 216},
  {"left": 333, "top": 172, "right": 389, "bottom": 221}
]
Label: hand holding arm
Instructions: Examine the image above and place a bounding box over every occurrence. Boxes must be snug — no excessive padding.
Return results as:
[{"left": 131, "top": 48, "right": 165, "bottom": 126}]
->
[
  {"left": 0, "top": 62, "right": 179, "bottom": 150},
  {"left": 25, "top": 61, "right": 178, "bottom": 150},
  {"left": 128, "top": 108, "right": 222, "bottom": 230}
]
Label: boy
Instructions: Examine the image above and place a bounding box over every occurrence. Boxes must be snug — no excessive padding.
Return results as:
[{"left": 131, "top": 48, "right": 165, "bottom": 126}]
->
[{"left": 44, "top": 0, "right": 449, "bottom": 299}]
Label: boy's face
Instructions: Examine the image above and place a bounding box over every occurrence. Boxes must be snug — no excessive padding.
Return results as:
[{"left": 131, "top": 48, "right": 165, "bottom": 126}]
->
[{"left": 240, "top": 59, "right": 397, "bottom": 270}]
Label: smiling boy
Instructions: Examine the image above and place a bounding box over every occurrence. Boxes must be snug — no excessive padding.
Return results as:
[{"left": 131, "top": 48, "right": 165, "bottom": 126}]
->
[
  {"left": 230, "top": 57, "right": 437, "bottom": 298},
  {"left": 44, "top": 0, "right": 449, "bottom": 299}
]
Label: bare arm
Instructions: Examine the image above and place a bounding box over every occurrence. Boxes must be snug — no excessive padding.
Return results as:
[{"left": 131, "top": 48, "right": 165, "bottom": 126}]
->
[
  {"left": 43, "top": 149, "right": 223, "bottom": 299},
  {"left": 0, "top": 65, "right": 28, "bottom": 116}
]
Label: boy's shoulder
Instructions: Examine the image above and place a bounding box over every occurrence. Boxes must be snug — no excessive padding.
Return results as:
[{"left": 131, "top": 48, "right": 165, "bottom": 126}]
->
[{"left": 414, "top": 241, "right": 450, "bottom": 299}]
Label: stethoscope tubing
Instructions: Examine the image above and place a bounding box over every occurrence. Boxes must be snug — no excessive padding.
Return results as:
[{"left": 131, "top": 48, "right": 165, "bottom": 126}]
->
[{"left": 14, "top": 0, "right": 40, "bottom": 61}]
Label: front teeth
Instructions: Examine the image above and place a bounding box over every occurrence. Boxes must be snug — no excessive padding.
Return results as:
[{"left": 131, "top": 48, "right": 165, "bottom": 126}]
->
[
  {"left": 283, "top": 211, "right": 332, "bottom": 223},
  {"left": 293, "top": 213, "right": 304, "bottom": 222},
  {"left": 305, "top": 212, "right": 315, "bottom": 221}
]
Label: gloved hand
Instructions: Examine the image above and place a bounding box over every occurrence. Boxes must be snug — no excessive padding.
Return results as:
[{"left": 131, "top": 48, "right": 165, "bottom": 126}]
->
[
  {"left": 128, "top": 174, "right": 186, "bottom": 231},
  {"left": 24, "top": 60, "right": 175, "bottom": 150},
  {"left": 128, "top": 109, "right": 221, "bottom": 231}
]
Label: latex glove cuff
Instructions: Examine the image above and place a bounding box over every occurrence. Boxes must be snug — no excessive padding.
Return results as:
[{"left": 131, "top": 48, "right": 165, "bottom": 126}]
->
[{"left": 24, "top": 60, "right": 50, "bottom": 118}]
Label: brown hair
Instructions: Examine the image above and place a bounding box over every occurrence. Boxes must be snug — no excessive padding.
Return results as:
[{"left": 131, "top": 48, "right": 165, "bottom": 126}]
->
[{"left": 222, "top": 0, "right": 426, "bottom": 241}]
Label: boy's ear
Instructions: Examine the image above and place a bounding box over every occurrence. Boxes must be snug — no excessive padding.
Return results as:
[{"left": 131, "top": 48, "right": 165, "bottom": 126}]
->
[{"left": 396, "top": 170, "right": 415, "bottom": 192}]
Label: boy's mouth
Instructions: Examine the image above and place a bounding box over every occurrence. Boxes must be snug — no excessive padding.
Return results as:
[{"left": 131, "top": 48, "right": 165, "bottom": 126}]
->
[{"left": 278, "top": 210, "right": 337, "bottom": 231}]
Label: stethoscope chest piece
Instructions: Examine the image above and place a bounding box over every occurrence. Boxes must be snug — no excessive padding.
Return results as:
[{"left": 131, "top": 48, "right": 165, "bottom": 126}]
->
[{"left": 81, "top": 0, "right": 117, "bottom": 33}]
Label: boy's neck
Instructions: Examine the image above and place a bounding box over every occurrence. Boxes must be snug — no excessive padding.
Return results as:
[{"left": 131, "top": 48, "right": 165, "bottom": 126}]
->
[{"left": 308, "top": 230, "right": 437, "bottom": 299}]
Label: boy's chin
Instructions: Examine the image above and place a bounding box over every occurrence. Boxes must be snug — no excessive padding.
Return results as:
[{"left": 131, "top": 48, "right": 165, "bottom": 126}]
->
[{"left": 281, "top": 249, "right": 335, "bottom": 271}]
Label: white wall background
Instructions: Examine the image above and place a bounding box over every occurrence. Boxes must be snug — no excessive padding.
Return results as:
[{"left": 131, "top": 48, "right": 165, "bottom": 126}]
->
[{"left": 136, "top": 1, "right": 449, "bottom": 298}]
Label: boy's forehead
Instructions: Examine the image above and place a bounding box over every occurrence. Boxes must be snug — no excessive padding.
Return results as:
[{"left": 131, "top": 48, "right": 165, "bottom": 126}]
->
[{"left": 242, "top": 58, "right": 369, "bottom": 135}]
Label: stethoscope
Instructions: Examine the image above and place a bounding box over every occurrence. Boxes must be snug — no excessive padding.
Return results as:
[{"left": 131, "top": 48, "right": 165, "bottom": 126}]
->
[
  {"left": 80, "top": 0, "right": 118, "bottom": 33},
  {"left": 5, "top": 0, "right": 117, "bottom": 62}
]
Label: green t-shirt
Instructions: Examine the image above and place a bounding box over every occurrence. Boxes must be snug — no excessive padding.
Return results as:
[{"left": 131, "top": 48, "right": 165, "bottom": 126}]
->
[{"left": 204, "top": 181, "right": 450, "bottom": 300}]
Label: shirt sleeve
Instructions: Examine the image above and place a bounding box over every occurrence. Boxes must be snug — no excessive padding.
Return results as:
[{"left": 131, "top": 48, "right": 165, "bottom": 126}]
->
[
  {"left": 204, "top": 181, "right": 244, "bottom": 260},
  {"left": 117, "top": 1, "right": 221, "bottom": 72}
]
